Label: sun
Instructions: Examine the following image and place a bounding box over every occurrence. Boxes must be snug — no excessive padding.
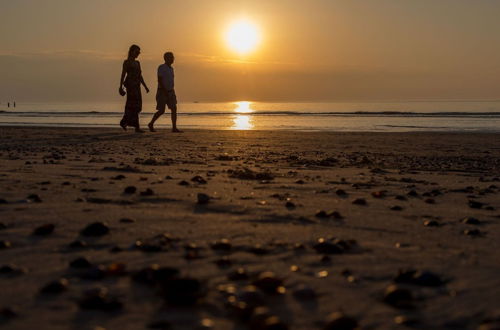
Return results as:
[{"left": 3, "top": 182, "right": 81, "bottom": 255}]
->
[{"left": 225, "top": 20, "right": 261, "bottom": 55}]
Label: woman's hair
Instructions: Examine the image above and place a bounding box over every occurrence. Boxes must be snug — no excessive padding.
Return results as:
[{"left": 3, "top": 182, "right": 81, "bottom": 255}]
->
[{"left": 128, "top": 44, "right": 140, "bottom": 59}]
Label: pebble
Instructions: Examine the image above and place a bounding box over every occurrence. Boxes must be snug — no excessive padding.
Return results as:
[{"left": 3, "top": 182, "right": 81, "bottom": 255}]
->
[
  {"left": 68, "top": 240, "right": 88, "bottom": 249},
  {"left": 390, "top": 205, "right": 403, "bottom": 211},
  {"left": 40, "top": 278, "right": 69, "bottom": 294},
  {"left": 197, "top": 193, "right": 210, "bottom": 204},
  {"left": 132, "top": 265, "right": 180, "bottom": 285},
  {"left": 123, "top": 186, "right": 137, "bottom": 194},
  {"left": 468, "top": 200, "right": 484, "bottom": 209},
  {"left": 191, "top": 175, "right": 207, "bottom": 184},
  {"left": 352, "top": 198, "right": 366, "bottom": 205},
  {"left": 383, "top": 284, "right": 414, "bottom": 308},
  {"left": 0, "top": 264, "right": 26, "bottom": 276},
  {"left": 33, "top": 223, "right": 55, "bottom": 236},
  {"left": 161, "top": 277, "right": 204, "bottom": 306},
  {"left": 394, "top": 269, "right": 446, "bottom": 287},
  {"left": 315, "top": 210, "right": 329, "bottom": 218},
  {"left": 285, "top": 201, "right": 296, "bottom": 209},
  {"left": 119, "top": 217, "right": 136, "bottom": 223},
  {"left": 252, "top": 271, "right": 285, "bottom": 295},
  {"left": 140, "top": 188, "right": 154, "bottom": 196},
  {"left": 424, "top": 198, "right": 435, "bottom": 204},
  {"left": 70, "top": 257, "right": 92, "bottom": 268},
  {"left": 211, "top": 239, "right": 232, "bottom": 251},
  {"left": 423, "top": 220, "right": 440, "bottom": 227},
  {"left": 214, "top": 257, "right": 233, "bottom": 268},
  {"left": 178, "top": 180, "right": 190, "bottom": 186},
  {"left": 80, "top": 222, "right": 110, "bottom": 236},
  {"left": 78, "top": 287, "right": 123, "bottom": 311},
  {"left": 463, "top": 229, "right": 482, "bottom": 237},
  {"left": 335, "top": 189, "right": 347, "bottom": 196},
  {"left": 292, "top": 285, "right": 317, "bottom": 300},
  {"left": 313, "top": 238, "right": 344, "bottom": 254},
  {"left": 228, "top": 268, "right": 249, "bottom": 281},
  {"left": 0, "top": 241, "right": 12, "bottom": 249},
  {"left": 371, "top": 191, "right": 385, "bottom": 198},
  {"left": 462, "top": 217, "right": 481, "bottom": 225},
  {"left": 324, "top": 312, "right": 358, "bottom": 330},
  {"left": 27, "top": 194, "right": 42, "bottom": 202}
]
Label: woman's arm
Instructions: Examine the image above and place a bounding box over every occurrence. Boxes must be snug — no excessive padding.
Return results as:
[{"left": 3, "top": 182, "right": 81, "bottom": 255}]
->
[
  {"left": 119, "top": 60, "right": 127, "bottom": 95},
  {"left": 139, "top": 62, "right": 149, "bottom": 93}
]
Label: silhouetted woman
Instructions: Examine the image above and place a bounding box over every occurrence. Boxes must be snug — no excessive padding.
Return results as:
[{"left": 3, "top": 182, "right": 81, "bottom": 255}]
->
[{"left": 119, "top": 45, "right": 149, "bottom": 132}]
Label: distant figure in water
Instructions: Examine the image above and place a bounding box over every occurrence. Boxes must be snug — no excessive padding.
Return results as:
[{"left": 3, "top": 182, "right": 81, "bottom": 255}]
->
[
  {"left": 13, "top": 102, "right": 16, "bottom": 108},
  {"left": 148, "top": 52, "right": 182, "bottom": 132},
  {"left": 119, "top": 44, "right": 149, "bottom": 133},
  {"left": 7, "top": 102, "right": 10, "bottom": 108}
]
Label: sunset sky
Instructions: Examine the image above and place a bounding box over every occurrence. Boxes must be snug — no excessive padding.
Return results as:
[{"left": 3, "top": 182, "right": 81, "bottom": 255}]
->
[{"left": 1, "top": 0, "right": 500, "bottom": 102}]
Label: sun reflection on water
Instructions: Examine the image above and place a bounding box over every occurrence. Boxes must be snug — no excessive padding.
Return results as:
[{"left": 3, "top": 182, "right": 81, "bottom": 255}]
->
[{"left": 231, "top": 101, "right": 254, "bottom": 129}]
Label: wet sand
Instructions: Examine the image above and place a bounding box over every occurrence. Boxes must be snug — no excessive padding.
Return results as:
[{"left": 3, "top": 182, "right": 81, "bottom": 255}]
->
[{"left": 0, "top": 127, "right": 499, "bottom": 330}]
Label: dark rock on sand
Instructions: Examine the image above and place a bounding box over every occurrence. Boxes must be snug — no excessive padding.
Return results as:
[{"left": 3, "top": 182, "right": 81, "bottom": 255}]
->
[
  {"left": 140, "top": 188, "right": 154, "bottom": 196},
  {"left": 324, "top": 312, "right": 358, "bottom": 330},
  {"left": 191, "top": 175, "right": 207, "bottom": 184},
  {"left": 0, "top": 264, "right": 26, "bottom": 276},
  {"left": 161, "top": 277, "right": 205, "bottom": 306},
  {"left": 469, "top": 200, "right": 484, "bottom": 209},
  {"left": 78, "top": 287, "right": 123, "bottom": 311},
  {"left": 462, "top": 217, "right": 481, "bottom": 225},
  {"left": 292, "top": 285, "right": 317, "bottom": 300},
  {"left": 132, "top": 265, "right": 180, "bottom": 285},
  {"left": 33, "top": 223, "right": 55, "bottom": 236},
  {"left": 40, "top": 278, "right": 69, "bottom": 294},
  {"left": 211, "top": 239, "right": 232, "bottom": 252},
  {"left": 0, "top": 241, "right": 12, "bottom": 249},
  {"left": 80, "top": 222, "right": 109, "bottom": 236},
  {"left": 394, "top": 269, "right": 446, "bottom": 287},
  {"left": 383, "top": 284, "right": 414, "bottom": 309},
  {"left": 423, "top": 220, "right": 440, "bottom": 227},
  {"left": 123, "top": 186, "right": 137, "bottom": 194},
  {"left": 119, "top": 217, "right": 136, "bottom": 223},
  {"left": 313, "top": 238, "right": 345, "bottom": 254},
  {"left": 68, "top": 240, "right": 88, "bottom": 249},
  {"left": 197, "top": 193, "right": 210, "bottom": 204},
  {"left": 253, "top": 271, "right": 285, "bottom": 295},
  {"left": 463, "top": 229, "right": 483, "bottom": 237},
  {"left": 352, "top": 198, "right": 366, "bottom": 205},
  {"left": 214, "top": 256, "right": 233, "bottom": 268},
  {"left": 27, "top": 194, "right": 42, "bottom": 202},
  {"left": 69, "top": 257, "right": 92, "bottom": 269},
  {"left": 228, "top": 268, "right": 249, "bottom": 281}
]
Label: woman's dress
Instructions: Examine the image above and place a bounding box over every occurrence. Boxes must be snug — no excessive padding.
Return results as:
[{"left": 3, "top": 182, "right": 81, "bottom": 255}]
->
[{"left": 120, "top": 60, "right": 142, "bottom": 128}]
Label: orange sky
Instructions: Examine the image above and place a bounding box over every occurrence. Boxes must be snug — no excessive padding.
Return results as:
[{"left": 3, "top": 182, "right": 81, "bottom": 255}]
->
[{"left": 1, "top": 0, "right": 500, "bottom": 102}]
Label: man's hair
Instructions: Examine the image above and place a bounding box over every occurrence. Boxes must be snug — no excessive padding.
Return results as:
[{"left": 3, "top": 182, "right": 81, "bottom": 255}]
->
[{"left": 164, "top": 52, "right": 174, "bottom": 61}]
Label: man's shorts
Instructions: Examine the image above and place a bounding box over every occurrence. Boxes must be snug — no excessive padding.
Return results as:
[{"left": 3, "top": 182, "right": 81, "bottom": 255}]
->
[{"left": 156, "top": 89, "right": 177, "bottom": 111}]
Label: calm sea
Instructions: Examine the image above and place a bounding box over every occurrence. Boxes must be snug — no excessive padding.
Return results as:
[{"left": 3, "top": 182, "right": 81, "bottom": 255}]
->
[{"left": 1, "top": 101, "right": 500, "bottom": 132}]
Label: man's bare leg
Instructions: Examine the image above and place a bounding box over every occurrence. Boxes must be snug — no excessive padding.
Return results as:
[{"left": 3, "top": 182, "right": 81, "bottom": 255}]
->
[
  {"left": 148, "top": 109, "right": 165, "bottom": 132},
  {"left": 171, "top": 106, "right": 182, "bottom": 132}
]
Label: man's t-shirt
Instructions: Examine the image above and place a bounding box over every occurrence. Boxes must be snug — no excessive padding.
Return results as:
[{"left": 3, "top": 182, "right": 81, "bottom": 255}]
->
[{"left": 158, "top": 64, "right": 174, "bottom": 91}]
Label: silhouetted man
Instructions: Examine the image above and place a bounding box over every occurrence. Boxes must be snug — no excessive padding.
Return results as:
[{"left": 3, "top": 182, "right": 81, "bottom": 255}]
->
[{"left": 148, "top": 52, "right": 181, "bottom": 132}]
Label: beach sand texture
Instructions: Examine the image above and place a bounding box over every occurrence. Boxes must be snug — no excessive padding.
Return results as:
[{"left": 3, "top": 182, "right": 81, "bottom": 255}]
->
[{"left": 1, "top": 127, "right": 500, "bottom": 329}]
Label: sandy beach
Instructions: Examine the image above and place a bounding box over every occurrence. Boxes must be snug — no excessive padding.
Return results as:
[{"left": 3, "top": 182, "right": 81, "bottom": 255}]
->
[{"left": 0, "top": 127, "right": 499, "bottom": 330}]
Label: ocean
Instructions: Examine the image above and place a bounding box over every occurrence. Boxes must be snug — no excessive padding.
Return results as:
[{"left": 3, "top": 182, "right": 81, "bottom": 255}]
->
[{"left": 1, "top": 100, "right": 500, "bottom": 132}]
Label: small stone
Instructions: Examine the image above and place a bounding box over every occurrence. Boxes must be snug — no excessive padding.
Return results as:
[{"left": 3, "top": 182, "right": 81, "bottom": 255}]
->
[
  {"left": 70, "top": 257, "right": 92, "bottom": 268},
  {"left": 424, "top": 198, "right": 435, "bottom": 204},
  {"left": 132, "top": 265, "right": 180, "bottom": 285},
  {"left": 390, "top": 205, "right": 403, "bottom": 211},
  {"left": 463, "top": 229, "right": 482, "bottom": 237},
  {"left": 313, "top": 239, "right": 344, "bottom": 254},
  {"left": 253, "top": 271, "right": 285, "bottom": 295},
  {"left": 68, "top": 240, "right": 88, "bottom": 249},
  {"left": 161, "top": 277, "right": 204, "bottom": 306},
  {"left": 371, "top": 191, "right": 385, "bottom": 198},
  {"left": 285, "top": 201, "right": 296, "bottom": 209},
  {"left": 383, "top": 285, "right": 413, "bottom": 308},
  {"left": 407, "top": 190, "right": 419, "bottom": 197},
  {"left": 33, "top": 223, "right": 55, "bottom": 236},
  {"left": 423, "top": 220, "right": 440, "bottom": 227},
  {"left": 394, "top": 269, "right": 446, "bottom": 287},
  {"left": 315, "top": 210, "right": 329, "bottom": 218},
  {"left": 211, "top": 239, "right": 232, "bottom": 251},
  {"left": 119, "top": 218, "right": 136, "bottom": 223},
  {"left": 123, "top": 186, "right": 137, "bottom": 194},
  {"left": 462, "top": 217, "right": 481, "bottom": 225},
  {"left": 394, "top": 315, "right": 418, "bottom": 326},
  {"left": 335, "top": 189, "right": 347, "bottom": 196},
  {"left": 191, "top": 176, "right": 207, "bottom": 184},
  {"left": 352, "top": 198, "right": 366, "bottom": 205},
  {"left": 197, "top": 193, "right": 210, "bottom": 204},
  {"left": 78, "top": 287, "right": 123, "bottom": 311},
  {"left": 214, "top": 257, "right": 232, "bottom": 268},
  {"left": 148, "top": 320, "right": 172, "bottom": 329},
  {"left": 292, "top": 285, "right": 317, "bottom": 300},
  {"left": 40, "top": 278, "right": 69, "bottom": 294},
  {"left": 27, "top": 194, "right": 42, "bottom": 202},
  {"left": 469, "top": 200, "right": 484, "bottom": 209},
  {"left": 395, "top": 195, "right": 407, "bottom": 201},
  {"left": 0, "top": 241, "right": 12, "bottom": 249},
  {"left": 80, "top": 222, "right": 109, "bottom": 236},
  {"left": 140, "top": 188, "right": 154, "bottom": 196},
  {"left": 228, "top": 267, "right": 249, "bottom": 281},
  {"left": 0, "top": 264, "right": 26, "bottom": 276},
  {"left": 178, "top": 180, "right": 189, "bottom": 186},
  {"left": 324, "top": 312, "right": 358, "bottom": 330}
]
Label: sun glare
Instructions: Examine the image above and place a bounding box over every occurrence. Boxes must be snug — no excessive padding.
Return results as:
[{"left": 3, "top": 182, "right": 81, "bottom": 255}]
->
[{"left": 225, "top": 20, "right": 261, "bottom": 55}]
